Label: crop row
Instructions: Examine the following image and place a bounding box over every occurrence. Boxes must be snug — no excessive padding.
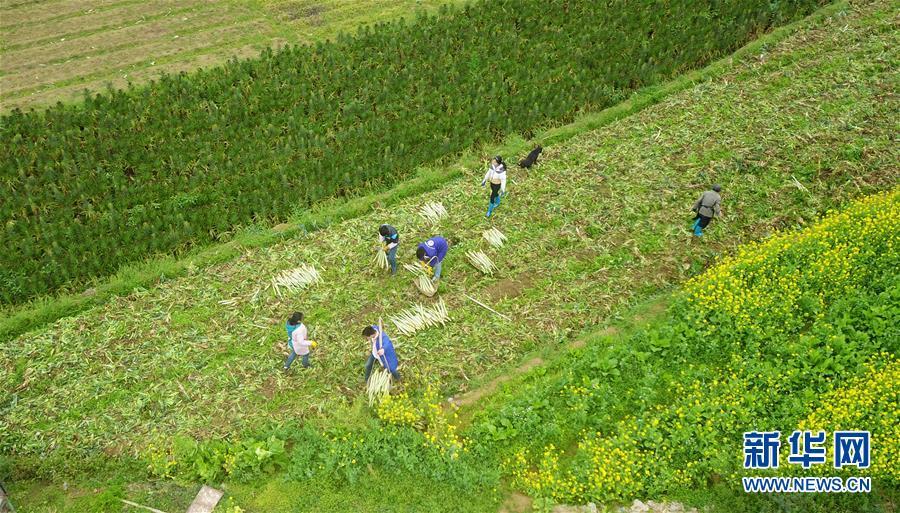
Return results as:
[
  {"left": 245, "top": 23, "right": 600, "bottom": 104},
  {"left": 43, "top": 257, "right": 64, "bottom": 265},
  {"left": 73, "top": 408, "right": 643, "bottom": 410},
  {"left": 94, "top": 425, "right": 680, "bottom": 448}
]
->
[{"left": 0, "top": 0, "right": 825, "bottom": 304}]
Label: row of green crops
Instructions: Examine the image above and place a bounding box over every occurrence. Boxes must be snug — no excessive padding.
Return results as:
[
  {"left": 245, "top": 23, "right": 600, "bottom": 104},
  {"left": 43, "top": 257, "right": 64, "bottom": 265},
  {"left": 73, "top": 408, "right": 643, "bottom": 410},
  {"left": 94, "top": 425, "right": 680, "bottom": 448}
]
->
[
  {"left": 0, "top": 0, "right": 826, "bottom": 304},
  {"left": 466, "top": 189, "right": 899, "bottom": 507}
]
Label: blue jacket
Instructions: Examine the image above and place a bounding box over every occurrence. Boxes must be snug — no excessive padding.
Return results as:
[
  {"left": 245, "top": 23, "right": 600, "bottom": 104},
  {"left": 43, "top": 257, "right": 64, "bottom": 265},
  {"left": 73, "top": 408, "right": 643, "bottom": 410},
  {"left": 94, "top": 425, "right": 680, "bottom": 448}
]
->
[
  {"left": 371, "top": 326, "right": 399, "bottom": 373},
  {"left": 417, "top": 236, "right": 448, "bottom": 266}
]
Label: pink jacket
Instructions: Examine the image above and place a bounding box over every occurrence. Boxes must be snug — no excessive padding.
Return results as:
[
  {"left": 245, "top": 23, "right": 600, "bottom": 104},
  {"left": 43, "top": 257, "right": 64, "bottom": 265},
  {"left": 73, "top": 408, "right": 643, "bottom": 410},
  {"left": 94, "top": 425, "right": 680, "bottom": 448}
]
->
[{"left": 290, "top": 323, "right": 310, "bottom": 355}]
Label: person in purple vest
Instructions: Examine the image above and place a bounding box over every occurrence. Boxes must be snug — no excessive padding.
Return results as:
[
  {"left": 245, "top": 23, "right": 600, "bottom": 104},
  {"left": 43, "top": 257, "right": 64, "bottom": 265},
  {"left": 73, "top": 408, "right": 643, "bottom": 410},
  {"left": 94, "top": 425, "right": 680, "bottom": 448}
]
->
[
  {"left": 363, "top": 325, "right": 400, "bottom": 382},
  {"left": 415, "top": 235, "right": 449, "bottom": 282}
]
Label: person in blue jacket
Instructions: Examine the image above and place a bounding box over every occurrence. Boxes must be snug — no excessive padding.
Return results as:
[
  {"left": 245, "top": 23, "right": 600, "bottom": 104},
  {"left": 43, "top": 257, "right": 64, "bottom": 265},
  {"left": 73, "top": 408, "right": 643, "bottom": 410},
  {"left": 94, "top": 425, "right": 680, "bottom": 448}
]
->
[
  {"left": 415, "top": 235, "right": 449, "bottom": 282},
  {"left": 363, "top": 325, "right": 400, "bottom": 382}
]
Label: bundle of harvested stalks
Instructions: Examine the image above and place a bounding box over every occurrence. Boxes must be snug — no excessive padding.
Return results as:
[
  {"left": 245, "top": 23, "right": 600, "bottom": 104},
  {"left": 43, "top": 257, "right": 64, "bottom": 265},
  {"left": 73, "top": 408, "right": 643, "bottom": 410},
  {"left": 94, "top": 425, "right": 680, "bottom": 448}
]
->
[
  {"left": 367, "top": 368, "right": 392, "bottom": 406},
  {"left": 466, "top": 250, "right": 497, "bottom": 275},
  {"left": 403, "top": 262, "right": 428, "bottom": 276},
  {"left": 374, "top": 248, "right": 389, "bottom": 271},
  {"left": 391, "top": 299, "right": 449, "bottom": 336},
  {"left": 272, "top": 264, "right": 321, "bottom": 296},
  {"left": 402, "top": 261, "right": 436, "bottom": 295},
  {"left": 415, "top": 275, "right": 437, "bottom": 297},
  {"left": 419, "top": 202, "right": 448, "bottom": 224},
  {"left": 483, "top": 227, "right": 508, "bottom": 248}
]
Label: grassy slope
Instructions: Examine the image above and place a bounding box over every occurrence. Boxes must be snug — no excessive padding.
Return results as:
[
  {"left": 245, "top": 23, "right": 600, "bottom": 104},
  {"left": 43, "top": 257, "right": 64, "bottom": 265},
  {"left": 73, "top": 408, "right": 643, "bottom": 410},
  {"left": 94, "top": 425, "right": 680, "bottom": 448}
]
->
[
  {"left": 5, "top": 0, "right": 899, "bottom": 510},
  {"left": 0, "top": 0, "right": 461, "bottom": 111}
]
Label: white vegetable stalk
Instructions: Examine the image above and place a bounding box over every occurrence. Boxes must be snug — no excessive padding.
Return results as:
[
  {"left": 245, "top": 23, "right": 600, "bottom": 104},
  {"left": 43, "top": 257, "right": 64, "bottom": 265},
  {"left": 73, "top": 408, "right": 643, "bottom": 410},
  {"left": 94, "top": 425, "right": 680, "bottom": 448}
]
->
[
  {"left": 272, "top": 264, "right": 321, "bottom": 296},
  {"left": 415, "top": 275, "right": 437, "bottom": 296},
  {"left": 419, "top": 202, "right": 448, "bottom": 224},
  {"left": 374, "top": 248, "right": 389, "bottom": 271},
  {"left": 403, "top": 262, "right": 428, "bottom": 277},
  {"left": 390, "top": 299, "right": 450, "bottom": 336},
  {"left": 367, "top": 369, "right": 392, "bottom": 407},
  {"left": 466, "top": 250, "right": 497, "bottom": 275},
  {"left": 483, "top": 227, "right": 507, "bottom": 248}
]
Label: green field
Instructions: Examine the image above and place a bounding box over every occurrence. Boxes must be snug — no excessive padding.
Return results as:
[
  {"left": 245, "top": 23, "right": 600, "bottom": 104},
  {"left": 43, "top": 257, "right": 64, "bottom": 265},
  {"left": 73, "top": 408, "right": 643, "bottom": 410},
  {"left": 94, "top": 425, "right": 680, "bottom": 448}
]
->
[
  {"left": 4, "top": 1, "right": 898, "bottom": 511},
  {"left": 0, "top": 0, "right": 459, "bottom": 111},
  {"left": 1, "top": 0, "right": 823, "bottom": 307}
]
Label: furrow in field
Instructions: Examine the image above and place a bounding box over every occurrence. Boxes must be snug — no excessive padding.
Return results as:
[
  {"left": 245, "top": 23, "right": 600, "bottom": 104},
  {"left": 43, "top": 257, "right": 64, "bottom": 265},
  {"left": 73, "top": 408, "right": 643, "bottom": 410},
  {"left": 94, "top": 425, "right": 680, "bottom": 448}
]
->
[
  {"left": 0, "top": 0, "right": 138, "bottom": 30},
  {"left": 4, "top": 3, "right": 232, "bottom": 51},
  {"left": 0, "top": 43, "right": 267, "bottom": 110},
  {"left": 1, "top": 4, "right": 248, "bottom": 74},
  {"left": 0, "top": 19, "right": 275, "bottom": 98}
]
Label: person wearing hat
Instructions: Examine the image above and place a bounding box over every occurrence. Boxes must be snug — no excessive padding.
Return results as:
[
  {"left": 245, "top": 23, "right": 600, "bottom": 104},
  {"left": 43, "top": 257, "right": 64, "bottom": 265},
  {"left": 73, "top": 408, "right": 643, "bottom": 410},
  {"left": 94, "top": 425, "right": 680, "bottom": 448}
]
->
[
  {"left": 481, "top": 155, "right": 507, "bottom": 218},
  {"left": 691, "top": 184, "right": 723, "bottom": 237},
  {"left": 416, "top": 235, "right": 449, "bottom": 282},
  {"left": 378, "top": 224, "right": 400, "bottom": 275}
]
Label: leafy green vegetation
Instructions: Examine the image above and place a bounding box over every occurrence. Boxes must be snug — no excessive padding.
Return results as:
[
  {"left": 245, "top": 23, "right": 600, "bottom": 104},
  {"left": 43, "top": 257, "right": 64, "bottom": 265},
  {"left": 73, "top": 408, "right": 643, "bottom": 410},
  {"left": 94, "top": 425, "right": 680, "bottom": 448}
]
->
[
  {"left": 474, "top": 189, "right": 898, "bottom": 508},
  {"left": 0, "top": 0, "right": 826, "bottom": 303}
]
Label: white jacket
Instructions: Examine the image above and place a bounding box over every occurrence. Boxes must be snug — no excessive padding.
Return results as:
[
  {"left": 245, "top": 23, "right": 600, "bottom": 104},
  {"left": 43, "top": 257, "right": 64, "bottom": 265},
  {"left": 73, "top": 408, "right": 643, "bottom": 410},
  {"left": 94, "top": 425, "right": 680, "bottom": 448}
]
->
[{"left": 482, "top": 163, "right": 507, "bottom": 192}]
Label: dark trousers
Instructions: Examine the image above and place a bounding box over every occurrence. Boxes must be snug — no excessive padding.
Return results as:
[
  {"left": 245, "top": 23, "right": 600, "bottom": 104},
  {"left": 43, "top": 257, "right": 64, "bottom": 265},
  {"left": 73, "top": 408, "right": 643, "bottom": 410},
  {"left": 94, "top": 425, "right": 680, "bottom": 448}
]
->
[
  {"left": 489, "top": 182, "right": 502, "bottom": 203},
  {"left": 693, "top": 214, "right": 712, "bottom": 236},
  {"left": 365, "top": 355, "right": 401, "bottom": 381}
]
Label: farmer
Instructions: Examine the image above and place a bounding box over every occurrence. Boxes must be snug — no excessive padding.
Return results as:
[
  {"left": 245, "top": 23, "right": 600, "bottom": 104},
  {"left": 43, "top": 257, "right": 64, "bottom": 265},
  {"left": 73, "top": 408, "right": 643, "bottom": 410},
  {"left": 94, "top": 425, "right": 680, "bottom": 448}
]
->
[
  {"left": 481, "top": 155, "right": 507, "bottom": 218},
  {"left": 691, "top": 184, "right": 723, "bottom": 237},
  {"left": 284, "top": 311, "right": 316, "bottom": 371},
  {"left": 378, "top": 224, "right": 400, "bottom": 275},
  {"left": 363, "top": 325, "right": 400, "bottom": 382},
  {"left": 416, "top": 235, "right": 449, "bottom": 282}
]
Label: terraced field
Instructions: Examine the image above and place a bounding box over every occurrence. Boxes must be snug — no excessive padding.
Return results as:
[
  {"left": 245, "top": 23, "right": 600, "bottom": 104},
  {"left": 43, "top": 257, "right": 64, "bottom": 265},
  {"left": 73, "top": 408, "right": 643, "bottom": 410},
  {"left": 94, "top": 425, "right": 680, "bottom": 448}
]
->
[
  {"left": 3, "top": 1, "right": 898, "bottom": 512},
  {"left": 4, "top": 0, "right": 896, "bottom": 480},
  {"left": 0, "top": 0, "right": 456, "bottom": 111}
]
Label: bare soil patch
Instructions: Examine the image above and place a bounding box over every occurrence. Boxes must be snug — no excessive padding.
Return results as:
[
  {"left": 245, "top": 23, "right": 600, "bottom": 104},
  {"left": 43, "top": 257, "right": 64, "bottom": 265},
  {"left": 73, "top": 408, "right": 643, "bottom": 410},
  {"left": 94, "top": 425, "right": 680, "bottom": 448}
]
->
[
  {"left": 278, "top": 2, "right": 328, "bottom": 24},
  {"left": 484, "top": 273, "right": 534, "bottom": 301},
  {"left": 498, "top": 492, "right": 533, "bottom": 513},
  {"left": 452, "top": 356, "right": 543, "bottom": 408}
]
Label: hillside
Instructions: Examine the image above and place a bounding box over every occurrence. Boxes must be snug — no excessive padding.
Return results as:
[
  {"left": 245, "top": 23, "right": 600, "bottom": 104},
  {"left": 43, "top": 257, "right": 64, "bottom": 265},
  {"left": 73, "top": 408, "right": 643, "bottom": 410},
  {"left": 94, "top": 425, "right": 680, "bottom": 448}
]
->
[
  {"left": 0, "top": 0, "right": 824, "bottom": 305},
  {"left": 3, "top": 0, "right": 899, "bottom": 511}
]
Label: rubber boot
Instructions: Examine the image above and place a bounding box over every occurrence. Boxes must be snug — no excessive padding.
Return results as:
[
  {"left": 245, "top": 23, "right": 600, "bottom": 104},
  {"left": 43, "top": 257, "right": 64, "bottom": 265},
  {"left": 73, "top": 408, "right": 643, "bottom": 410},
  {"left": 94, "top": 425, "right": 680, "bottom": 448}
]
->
[
  {"left": 486, "top": 199, "right": 495, "bottom": 218},
  {"left": 692, "top": 218, "right": 703, "bottom": 237}
]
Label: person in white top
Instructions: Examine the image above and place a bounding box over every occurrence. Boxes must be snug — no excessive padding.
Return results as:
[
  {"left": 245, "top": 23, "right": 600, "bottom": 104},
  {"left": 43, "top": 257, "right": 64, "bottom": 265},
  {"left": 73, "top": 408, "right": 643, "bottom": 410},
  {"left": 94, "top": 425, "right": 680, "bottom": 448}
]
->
[{"left": 481, "top": 155, "right": 507, "bottom": 218}]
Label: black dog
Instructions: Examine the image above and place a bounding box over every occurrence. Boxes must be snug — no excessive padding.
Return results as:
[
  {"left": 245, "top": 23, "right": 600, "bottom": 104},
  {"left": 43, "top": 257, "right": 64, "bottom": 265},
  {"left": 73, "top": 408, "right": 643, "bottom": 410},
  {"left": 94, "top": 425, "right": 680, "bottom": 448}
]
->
[{"left": 518, "top": 146, "right": 543, "bottom": 168}]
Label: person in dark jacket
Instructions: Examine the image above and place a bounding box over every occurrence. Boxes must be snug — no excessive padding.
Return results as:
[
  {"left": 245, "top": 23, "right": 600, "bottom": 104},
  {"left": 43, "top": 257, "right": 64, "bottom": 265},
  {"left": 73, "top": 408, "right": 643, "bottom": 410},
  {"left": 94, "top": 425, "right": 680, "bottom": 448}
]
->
[
  {"left": 378, "top": 224, "right": 400, "bottom": 275},
  {"left": 691, "top": 184, "right": 723, "bottom": 237},
  {"left": 415, "top": 235, "right": 449, "bottom": 282},
  {"left": 363, "top": 325, "right": 400, "bottom": 382}
]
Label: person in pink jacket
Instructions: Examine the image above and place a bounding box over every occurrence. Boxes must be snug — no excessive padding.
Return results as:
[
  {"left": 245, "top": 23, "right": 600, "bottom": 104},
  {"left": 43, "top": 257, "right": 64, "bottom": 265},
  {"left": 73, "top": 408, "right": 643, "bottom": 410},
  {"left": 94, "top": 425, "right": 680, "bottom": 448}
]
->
[{"left": 283, "top": 311, "right": 315, "bottom": 371}]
